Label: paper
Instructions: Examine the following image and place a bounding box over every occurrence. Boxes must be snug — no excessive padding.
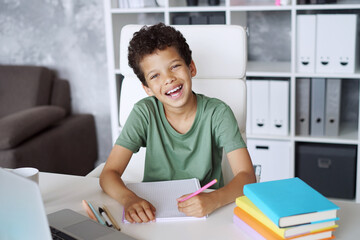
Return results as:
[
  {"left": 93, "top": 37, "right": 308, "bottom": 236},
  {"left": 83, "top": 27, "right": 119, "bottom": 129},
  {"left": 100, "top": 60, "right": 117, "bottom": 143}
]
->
[{"left": 123, "top": 178, "right": 206, "bottom": 223}]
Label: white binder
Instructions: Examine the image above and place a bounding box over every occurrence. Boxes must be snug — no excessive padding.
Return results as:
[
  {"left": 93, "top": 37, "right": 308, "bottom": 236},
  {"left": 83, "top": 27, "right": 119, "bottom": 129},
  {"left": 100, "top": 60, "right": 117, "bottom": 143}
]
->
[
  {"left": 325, "top": 78, "right": 342, "bottom": 137},
  {"left": 269, "top": 80, "right": 289, "bottom": 136},
  {"left": 247, "top": 139, "right": 291, "bottom": 182},
  {"left": 316, "top": 14, "right": 358, "bottom": 74},
  {"left": 246, "top": 80, "right": 252, "bottom": 135},
  {"left": 296, "top": 15, "right": 316, "bottom": 73},
  {"left": 251, "top": 80, "right": 269, "bottom": 135}
]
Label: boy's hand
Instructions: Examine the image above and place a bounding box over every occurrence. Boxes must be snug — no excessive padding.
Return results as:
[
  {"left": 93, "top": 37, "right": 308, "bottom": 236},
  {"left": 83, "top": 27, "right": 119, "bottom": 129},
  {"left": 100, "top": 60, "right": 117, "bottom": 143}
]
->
[
  {"left": 124, "top": 195, "right": 156, "bottom": 223},
  {"left": 177, "top": 192, "right": 218, "bottom": 217}
]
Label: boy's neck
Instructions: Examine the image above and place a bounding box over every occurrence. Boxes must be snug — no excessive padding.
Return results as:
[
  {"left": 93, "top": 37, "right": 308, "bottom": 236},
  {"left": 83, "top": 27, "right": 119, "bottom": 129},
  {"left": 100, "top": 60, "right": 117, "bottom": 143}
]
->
[{"left": 163, "top": 93, "right": 197, "bottom": 134}]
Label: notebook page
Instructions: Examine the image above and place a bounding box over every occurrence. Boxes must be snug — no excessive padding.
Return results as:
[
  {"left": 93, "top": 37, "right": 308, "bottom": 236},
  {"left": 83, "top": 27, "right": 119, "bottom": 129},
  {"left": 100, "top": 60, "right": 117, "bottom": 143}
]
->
[{"left": 124, "top": 178, "right": 206, "bottom": 222}]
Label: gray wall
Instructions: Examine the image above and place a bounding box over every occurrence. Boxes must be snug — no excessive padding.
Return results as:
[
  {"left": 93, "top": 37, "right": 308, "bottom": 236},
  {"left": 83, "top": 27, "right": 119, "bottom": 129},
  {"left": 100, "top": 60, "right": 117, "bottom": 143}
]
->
[{"left": 0, "top": 0, "right": 112, "bottom": 165}]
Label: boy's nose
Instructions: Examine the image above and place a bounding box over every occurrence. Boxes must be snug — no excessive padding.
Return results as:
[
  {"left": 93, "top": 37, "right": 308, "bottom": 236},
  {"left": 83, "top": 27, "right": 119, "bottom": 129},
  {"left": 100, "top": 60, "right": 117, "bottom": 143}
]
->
[{"left": 164, "top": 72, "right": 175, "bottom": 84}]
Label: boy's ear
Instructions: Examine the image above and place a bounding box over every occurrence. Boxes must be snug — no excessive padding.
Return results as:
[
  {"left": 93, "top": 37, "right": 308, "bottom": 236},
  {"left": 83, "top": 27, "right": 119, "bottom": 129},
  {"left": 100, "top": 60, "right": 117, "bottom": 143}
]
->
[
  {"left": 142, "top": 84, "right": 154, "bottom": 96},
  {"left": 189, "top": 60, "right": 197, "bottom": 77}
]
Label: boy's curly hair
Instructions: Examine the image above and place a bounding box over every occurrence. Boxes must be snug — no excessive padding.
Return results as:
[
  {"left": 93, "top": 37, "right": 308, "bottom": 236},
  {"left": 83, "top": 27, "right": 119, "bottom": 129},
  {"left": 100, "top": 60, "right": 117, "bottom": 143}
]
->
[{"left": 128, "top": 23, "right": 192, "bottom": 86}]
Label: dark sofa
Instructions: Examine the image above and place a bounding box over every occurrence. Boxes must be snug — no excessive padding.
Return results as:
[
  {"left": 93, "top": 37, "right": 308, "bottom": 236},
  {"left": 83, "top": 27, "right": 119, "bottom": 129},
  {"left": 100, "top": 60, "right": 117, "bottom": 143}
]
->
[{"left": 0, "top": 65, "right": 98, "bottom": 175}]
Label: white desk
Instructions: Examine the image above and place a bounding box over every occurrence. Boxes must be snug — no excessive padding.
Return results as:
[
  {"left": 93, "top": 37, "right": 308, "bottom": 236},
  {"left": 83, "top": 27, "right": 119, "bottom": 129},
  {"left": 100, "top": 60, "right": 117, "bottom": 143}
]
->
[{"left": 40, "top": 172, "right": 360, "bottom": 240}]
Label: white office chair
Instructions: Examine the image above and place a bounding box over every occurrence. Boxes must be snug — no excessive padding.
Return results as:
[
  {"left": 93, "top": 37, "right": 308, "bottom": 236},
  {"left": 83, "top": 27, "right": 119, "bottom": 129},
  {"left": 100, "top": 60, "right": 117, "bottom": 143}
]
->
[{"left": 88, "top": 25, "right": 248, "bottom": 184}]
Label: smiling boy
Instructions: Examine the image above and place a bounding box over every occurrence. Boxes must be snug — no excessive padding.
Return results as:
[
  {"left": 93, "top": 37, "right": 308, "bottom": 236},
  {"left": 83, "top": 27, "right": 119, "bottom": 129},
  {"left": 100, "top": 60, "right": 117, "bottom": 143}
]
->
[{"left": 99, "top": 23, "right": 256, "bottom": 223}]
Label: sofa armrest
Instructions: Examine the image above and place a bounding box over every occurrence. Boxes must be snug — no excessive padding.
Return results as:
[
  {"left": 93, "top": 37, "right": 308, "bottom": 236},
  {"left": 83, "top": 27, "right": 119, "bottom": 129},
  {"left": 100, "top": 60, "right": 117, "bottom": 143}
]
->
[{"left": 0, "top": 106, "right": 66, "bottom": 150}]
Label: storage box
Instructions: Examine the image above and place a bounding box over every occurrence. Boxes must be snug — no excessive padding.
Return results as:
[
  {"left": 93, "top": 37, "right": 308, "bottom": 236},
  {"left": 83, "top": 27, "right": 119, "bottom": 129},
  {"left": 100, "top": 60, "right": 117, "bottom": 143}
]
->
[
  {"left": 295, "top": 143, "right": 357, "bottom": 199},
  {"left": 248, "top": 139, "right": 291, "bottom": 182}
]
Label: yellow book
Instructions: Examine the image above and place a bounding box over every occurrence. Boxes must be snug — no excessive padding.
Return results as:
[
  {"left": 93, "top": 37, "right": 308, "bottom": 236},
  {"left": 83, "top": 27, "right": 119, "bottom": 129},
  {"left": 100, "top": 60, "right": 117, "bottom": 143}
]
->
[{"left": 236, "top": 196, "right": 338, "bottom": 239}]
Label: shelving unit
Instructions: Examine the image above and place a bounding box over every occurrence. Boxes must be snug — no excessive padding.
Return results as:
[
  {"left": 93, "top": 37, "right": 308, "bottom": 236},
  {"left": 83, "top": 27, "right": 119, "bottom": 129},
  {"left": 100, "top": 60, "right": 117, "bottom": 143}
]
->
[{"left": 104, "top": 0, "right": 360, "bottom": 203}]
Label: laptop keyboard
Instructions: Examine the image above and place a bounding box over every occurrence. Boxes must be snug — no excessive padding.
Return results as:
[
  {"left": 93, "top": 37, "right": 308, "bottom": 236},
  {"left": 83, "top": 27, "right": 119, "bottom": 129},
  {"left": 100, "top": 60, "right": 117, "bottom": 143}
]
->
[{"left": 50, "top": 226, "right": 77, "bottom": 240}]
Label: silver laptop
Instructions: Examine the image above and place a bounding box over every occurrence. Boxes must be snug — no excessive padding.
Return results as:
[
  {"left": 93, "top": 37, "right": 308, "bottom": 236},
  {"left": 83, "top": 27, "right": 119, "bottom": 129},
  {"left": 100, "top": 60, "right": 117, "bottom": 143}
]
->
[{"left": 0, "top": 168, "right": 136, "bottom": 240}]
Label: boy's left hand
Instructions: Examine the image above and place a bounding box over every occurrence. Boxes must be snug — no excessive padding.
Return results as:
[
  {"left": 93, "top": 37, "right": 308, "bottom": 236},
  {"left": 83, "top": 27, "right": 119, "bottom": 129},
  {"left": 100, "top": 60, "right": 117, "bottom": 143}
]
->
[{"left": 177, "top": 192, "right": 218, "bottom": 217}]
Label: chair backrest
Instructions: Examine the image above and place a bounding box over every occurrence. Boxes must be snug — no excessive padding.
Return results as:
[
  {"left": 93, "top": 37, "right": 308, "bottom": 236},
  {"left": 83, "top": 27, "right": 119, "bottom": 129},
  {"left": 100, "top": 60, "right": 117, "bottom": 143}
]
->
[{"left": 119, "top": 25, "right": 247, "bottom": 184}]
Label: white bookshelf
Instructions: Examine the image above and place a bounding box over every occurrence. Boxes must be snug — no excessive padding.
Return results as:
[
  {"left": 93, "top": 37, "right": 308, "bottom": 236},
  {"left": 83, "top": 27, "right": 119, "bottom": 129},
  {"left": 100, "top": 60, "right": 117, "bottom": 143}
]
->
[{"left": 104, "top": 0, "right": 360, "bottom": 203}]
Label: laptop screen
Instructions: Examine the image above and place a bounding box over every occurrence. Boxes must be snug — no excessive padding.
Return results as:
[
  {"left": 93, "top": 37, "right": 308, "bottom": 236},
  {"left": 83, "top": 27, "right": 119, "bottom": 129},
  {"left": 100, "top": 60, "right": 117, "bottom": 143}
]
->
[{"left": 0, "top": 168, "right": 52, "bottom": 240}]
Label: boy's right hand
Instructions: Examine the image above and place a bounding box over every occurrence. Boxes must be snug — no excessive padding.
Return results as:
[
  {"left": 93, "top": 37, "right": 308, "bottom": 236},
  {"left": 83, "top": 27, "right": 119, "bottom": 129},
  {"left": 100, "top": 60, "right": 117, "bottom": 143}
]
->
[{"left": 123, "top": 195, "right": 156, "bottom": 223}]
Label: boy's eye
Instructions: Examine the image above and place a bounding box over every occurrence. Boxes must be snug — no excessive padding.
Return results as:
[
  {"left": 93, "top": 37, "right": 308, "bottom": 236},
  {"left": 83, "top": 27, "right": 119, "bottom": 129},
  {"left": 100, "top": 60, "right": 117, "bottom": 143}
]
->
[
  {"left": 171, "top": 64, "right": 180, "bottom": 70},
  {"left": 150, "top": 74, "right": 159, "bottom": 80}
]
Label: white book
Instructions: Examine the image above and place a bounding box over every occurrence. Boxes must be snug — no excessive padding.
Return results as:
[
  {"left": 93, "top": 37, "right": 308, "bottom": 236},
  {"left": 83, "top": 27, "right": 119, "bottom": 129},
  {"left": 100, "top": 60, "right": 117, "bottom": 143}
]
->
[{"left": 123, "top": 178, "right": 206, "bottom": 223}]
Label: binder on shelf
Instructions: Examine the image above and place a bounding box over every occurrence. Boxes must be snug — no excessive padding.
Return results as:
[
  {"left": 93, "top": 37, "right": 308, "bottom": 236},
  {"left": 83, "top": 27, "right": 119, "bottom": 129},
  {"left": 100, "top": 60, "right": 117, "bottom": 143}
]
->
[
  {"left": 325, "top": 78, "right": 342, "bottom": 137},
  {"left": 251, "top": 80, "right": 269, "bottom": 135},
  {"left": 296, "top": 15, "right": 316, "bottom": 73},
  {"left": 246, "top": 80, "right": 252, "bottom": 135},
  {"left": 295, "top": 78, "right": 311, "bottom": 136},
  {"left": 316, "top": 14, "right": 358, "bottom": 74},
  {"left": 269, "top": 80, "right": 289, "bottom": 136},
  {"left": 310, "top": 78, "right": 326, "bottom": 136}
]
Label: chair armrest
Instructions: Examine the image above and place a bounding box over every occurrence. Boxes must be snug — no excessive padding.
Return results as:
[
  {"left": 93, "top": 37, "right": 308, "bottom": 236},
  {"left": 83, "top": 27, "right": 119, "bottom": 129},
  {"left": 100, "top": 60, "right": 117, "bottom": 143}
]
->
[{"left": 0, "top": 106, "right": 66, "bottom": 150}]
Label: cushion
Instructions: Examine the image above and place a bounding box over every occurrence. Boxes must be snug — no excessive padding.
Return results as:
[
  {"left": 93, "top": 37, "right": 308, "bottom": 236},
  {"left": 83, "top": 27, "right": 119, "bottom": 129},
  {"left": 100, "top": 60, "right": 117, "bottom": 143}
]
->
[
  {"left": 0, "top": 65, "right": 54, "bottom": 118},
  {"left": 0, "top": 106, "right": 66, "bottom": 150}
]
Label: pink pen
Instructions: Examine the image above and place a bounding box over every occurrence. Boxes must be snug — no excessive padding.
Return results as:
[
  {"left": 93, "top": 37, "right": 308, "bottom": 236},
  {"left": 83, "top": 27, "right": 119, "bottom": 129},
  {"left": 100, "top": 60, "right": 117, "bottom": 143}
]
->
[{"left": 178, "top": 179, "right": 217, "bottom": 202}]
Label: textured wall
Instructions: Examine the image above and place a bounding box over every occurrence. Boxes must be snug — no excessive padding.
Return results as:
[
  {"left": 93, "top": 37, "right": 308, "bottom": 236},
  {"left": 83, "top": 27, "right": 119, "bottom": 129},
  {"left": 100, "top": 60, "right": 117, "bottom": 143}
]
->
[
  {"left": 0, "top": 0, "right": 112, "bottom": 165},
  {"left": 248, "top": 11, "right": 291, "bottom": 62}
]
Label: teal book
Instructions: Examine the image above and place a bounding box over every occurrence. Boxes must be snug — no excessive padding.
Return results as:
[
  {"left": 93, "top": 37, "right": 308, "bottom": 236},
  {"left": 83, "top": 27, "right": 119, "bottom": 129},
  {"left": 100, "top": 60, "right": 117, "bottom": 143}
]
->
[{"left": 243, "top": 177, "right": 339, "bottom": 228}]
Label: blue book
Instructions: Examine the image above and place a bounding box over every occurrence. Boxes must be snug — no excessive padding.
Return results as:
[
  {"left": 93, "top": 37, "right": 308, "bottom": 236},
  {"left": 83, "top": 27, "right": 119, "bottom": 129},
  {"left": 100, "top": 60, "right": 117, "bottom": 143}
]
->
[{"left": 243, "top": 177, "right": 339, "bottom": 228}]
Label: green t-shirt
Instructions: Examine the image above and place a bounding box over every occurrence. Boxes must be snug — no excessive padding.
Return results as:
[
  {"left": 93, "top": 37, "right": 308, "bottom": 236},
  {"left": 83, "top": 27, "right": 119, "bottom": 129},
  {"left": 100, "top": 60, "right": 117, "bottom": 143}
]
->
[{"left": 116, "top": 93, "right": 246, "bottom": 189}]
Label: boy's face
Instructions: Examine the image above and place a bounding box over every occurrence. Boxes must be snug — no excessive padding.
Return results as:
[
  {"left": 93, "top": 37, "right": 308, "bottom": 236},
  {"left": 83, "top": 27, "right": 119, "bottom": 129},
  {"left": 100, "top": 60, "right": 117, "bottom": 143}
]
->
[{"left": 140, "top": 46, "right": 197, "bottom": 111}]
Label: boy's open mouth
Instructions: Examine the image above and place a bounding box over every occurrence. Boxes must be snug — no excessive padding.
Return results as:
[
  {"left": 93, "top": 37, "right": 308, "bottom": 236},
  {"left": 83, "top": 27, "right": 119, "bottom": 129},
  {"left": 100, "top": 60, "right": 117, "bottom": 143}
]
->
[{"left": 165, "top": 85, "right": 183, "bottom": 98}]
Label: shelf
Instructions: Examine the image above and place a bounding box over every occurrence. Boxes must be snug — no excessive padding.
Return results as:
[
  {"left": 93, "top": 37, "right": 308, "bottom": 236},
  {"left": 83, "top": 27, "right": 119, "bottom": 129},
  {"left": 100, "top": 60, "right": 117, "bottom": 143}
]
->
[
  {"left": 296, "top": 3, "right": 360, "bottom": 11},
  {"left": 230, "top": 5, "right": 292, "bottom": 11},
  {"left": 105, "top": 0, "right": 360, "bottom": 203},
  {"left": 247, "top": 134, "right": 291, "bottom": 141},
  {"left": 247, "top": 61, "right": 291, "bottom": 77},
  {"left": 111, "top": 7, "right": 166, "bottom": 13},
  {"left": 169, "top": 6, "right": 227, "bottom": 12},
  {"left": 295, "top": 72, "right": 360, "bottom": 79}
]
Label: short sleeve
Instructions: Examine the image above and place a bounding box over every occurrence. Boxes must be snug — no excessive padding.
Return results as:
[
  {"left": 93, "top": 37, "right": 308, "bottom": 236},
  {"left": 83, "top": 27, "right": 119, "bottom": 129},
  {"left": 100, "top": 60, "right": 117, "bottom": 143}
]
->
[
  {"left": 115, "top": 103, "right": 149, "bottom": 153},
  {"left": 213, "top": 104, "right": 246, "bottom": 153}
]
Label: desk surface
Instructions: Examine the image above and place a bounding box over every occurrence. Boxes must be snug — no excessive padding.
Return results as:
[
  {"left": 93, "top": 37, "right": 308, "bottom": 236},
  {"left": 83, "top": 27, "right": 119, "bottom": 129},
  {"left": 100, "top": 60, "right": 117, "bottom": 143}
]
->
[{"left": 39, "top": 172, "right": 360, "bottom": 240}]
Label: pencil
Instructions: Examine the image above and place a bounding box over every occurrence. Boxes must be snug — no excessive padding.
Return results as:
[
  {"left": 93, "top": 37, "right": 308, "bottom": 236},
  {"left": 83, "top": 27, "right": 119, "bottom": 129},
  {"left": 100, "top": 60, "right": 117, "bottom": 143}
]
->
[
  {"left": 178, "top": 179, "right": 217, "bottom": 202},
  {"left": 103, "top": 205, "right": 121, "bottom": 231}
]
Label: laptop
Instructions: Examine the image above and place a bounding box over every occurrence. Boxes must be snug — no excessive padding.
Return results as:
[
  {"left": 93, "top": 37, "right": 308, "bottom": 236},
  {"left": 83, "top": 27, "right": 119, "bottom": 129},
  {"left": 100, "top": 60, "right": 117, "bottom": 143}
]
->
[{"left": 0, "top": 168, "right": 136, "bottom": 240}]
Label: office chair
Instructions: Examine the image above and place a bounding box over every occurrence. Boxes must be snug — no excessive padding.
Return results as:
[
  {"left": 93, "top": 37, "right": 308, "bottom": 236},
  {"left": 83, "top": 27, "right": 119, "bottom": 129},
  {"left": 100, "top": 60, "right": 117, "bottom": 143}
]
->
[{"left": 88, "top": 24, "right": 248, "bottom": 184}]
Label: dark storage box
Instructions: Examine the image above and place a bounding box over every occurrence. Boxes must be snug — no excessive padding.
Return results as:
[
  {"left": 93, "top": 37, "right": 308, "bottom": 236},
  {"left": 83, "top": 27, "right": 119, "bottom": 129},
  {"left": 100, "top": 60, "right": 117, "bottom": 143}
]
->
[{"left": 295, "top": 143, "right": 357, "bottom": 199}]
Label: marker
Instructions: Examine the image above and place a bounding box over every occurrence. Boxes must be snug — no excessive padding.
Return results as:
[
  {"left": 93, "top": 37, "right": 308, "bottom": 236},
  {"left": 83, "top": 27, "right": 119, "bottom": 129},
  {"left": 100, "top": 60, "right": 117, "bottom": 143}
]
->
[
  {"left": 86, "top": 200, "right": 106, "bottom": 226},
  {"left": 178, "top": 179, "right": 217, "bottom": 202},
  {"left": 82, "top": 200, "right": 97, "bottom": 222},
  {"left": 103, "top": 205, "right": 121, "bottom": 231},
  {"left": 99, "top": 207, "right": 112, "bottom": 227}
]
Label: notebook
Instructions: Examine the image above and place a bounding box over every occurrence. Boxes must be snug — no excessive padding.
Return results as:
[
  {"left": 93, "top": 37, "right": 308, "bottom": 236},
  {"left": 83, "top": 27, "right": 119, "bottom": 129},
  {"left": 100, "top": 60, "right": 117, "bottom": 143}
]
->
[
  {"left": 123, "top": 178, "right": 206, "bottom": 223},
  {"left": 0, "top": 168, "right": 136, "bottom": 240}
]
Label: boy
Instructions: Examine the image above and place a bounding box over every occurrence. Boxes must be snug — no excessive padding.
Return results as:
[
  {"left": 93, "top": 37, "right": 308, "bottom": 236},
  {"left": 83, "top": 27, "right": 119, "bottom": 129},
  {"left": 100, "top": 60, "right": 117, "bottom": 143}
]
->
[{"left": 100, "top": 23, "right": 256, "bottom": 223}]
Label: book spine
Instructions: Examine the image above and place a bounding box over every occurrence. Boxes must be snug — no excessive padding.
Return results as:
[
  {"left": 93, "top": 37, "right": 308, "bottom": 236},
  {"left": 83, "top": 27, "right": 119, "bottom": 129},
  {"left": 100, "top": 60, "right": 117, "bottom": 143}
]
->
[
  {"left": 243, "top": 186, "right": 281, "bottom": 227},
  {"left": 234, "top": 207, "right": 282, "bottom": 240}
]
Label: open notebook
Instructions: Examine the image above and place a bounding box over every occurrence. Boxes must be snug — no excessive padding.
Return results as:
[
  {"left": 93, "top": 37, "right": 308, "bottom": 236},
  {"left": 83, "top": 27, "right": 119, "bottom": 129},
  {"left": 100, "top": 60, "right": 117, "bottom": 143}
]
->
[{"left": 123, "top": 178, "right": 207, "bottom": 223}]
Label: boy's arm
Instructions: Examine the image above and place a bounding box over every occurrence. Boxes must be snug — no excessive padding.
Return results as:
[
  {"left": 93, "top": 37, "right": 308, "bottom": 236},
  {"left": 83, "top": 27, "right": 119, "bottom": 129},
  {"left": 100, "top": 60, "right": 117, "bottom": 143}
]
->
[
  {"left": 177, "top": 148, "right": 256, "bottom": 217},
  {"left": 99, "top": 145, "right": 156, "bottom": 223}
]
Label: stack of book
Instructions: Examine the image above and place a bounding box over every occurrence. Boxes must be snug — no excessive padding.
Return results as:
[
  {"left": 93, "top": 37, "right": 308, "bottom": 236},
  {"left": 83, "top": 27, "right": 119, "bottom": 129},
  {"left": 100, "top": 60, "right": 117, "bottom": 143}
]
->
[{"left": 233, "top": 178, "right": 340, "bottom": 240}]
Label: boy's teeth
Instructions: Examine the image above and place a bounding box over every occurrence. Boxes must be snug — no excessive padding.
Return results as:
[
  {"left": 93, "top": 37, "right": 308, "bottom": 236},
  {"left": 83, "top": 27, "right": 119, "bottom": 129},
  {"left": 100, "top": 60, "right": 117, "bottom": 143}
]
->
[{"left": 167, "top": 86, "right": 181, "bottom": 94}]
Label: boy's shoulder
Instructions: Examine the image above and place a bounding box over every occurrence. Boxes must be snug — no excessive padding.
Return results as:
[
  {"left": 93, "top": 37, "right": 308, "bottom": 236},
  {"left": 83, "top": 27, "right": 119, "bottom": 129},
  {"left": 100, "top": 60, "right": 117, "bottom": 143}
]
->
[{"left": 197, "top": 93, "right": 229, "bottom": 110}]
